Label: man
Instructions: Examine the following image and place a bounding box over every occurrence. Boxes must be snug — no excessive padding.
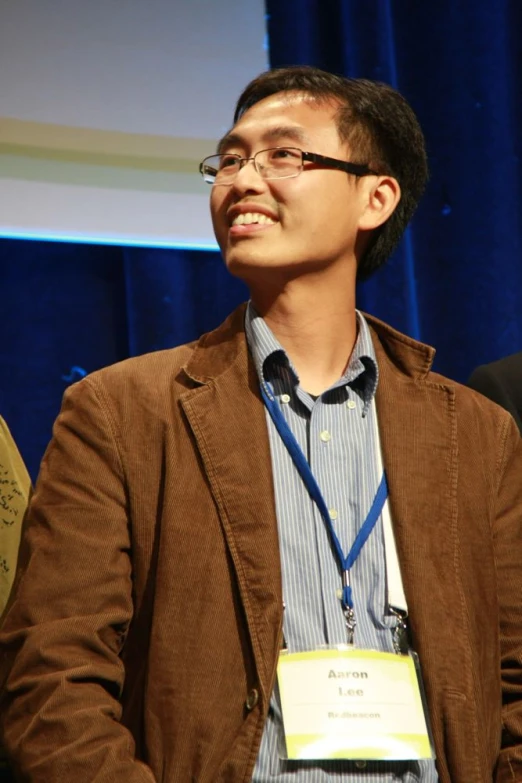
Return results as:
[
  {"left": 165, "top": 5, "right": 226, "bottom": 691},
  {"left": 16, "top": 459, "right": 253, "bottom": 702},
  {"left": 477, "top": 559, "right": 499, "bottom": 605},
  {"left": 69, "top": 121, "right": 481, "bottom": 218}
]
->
[
  {"left": 1, "top": 66, "right": 522, "bottom": 782},
  {"left": 468, "top": 353, "right": 522, "bottom": 434}
]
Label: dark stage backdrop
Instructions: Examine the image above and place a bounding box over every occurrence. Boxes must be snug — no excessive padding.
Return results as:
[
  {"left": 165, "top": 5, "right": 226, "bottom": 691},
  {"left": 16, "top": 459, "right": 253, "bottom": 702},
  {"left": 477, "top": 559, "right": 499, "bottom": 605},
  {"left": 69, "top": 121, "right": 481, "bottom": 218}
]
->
[{"left": 1, "top": 0, "right": 522, "bottom": 480}]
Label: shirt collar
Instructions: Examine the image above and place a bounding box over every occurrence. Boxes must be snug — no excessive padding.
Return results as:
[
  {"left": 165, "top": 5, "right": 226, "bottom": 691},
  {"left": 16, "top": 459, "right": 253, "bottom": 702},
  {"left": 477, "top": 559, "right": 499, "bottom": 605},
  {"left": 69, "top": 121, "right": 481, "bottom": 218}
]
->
[{"left": 245, "top": 301, "right": 378, "bottom": 412}]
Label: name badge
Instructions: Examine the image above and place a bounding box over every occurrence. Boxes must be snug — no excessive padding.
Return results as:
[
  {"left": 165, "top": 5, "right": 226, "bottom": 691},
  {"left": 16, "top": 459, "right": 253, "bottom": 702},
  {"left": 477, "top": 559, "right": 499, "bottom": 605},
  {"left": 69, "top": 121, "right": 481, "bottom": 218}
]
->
[{"left": 277, "top": 647, "right": 434, "bottom": 761}]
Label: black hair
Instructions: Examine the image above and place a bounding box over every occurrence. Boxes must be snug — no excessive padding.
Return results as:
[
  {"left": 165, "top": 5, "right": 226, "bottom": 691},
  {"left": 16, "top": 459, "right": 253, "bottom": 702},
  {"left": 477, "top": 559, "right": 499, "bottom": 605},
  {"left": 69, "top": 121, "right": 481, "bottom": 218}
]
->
[{"left": 233, "top": 66, "right": 429, "bottom": 279}]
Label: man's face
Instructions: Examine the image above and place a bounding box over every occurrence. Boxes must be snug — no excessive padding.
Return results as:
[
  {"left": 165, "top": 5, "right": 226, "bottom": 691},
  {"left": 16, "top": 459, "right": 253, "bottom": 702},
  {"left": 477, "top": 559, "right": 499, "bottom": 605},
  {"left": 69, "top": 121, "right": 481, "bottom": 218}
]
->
[{"left": 210, "top": 91, "right": 372, "bottom": 284}]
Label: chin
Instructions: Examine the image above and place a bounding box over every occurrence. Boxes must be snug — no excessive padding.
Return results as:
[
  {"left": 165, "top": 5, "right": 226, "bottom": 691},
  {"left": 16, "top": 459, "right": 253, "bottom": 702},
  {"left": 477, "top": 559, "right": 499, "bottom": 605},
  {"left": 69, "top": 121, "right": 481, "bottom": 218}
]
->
[
  {"left": 224, "top": 248, "right": 271, "bottom": 275},
  {"left": 226, "top": 255, "right": 319, "bottom": 294}
]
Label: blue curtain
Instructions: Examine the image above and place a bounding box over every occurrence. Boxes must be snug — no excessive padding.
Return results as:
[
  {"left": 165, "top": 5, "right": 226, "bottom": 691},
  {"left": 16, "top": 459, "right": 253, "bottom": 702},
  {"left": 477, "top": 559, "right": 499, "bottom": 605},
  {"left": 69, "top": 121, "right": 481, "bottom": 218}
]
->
[
  {"left": 0, "top": 240, "right": 247, "bottom": 478},
  {"left": 266, "top": 0, "right": 522, "bottom": 365},
  {"left": 1, "top": 1, "right": 522, "bottom": 478}
]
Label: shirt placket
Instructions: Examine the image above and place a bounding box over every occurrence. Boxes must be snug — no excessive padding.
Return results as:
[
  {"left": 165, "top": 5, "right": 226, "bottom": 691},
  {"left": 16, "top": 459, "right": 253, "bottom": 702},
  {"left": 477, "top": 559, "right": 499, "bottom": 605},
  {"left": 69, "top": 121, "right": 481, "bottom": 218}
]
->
[
  {"left": 305, "top": 391, "right": 349, "bottom": 646},
  {"left": 270, "top": 370, "right": 327, "bottom": 652}
]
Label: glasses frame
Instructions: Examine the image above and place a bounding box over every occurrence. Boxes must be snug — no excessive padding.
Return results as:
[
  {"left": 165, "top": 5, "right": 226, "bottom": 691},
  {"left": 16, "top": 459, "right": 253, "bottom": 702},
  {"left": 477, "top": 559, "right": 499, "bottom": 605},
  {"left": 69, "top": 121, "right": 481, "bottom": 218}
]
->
[{"left": 199, "top": 147, "right": 377, "bottom": 185}]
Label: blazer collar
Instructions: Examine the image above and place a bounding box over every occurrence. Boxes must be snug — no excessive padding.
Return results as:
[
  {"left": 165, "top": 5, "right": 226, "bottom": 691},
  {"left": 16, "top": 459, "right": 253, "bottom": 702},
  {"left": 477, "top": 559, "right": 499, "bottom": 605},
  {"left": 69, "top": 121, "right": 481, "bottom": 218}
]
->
[
  {"left": 183, "top": 304, "right": 249, "bottom": 386},
  {"left": 364, "top": 312, "right": 436, "bottom": 381},
  {"left": 182, "top": 303, "right": 437, "bottom": 387}
]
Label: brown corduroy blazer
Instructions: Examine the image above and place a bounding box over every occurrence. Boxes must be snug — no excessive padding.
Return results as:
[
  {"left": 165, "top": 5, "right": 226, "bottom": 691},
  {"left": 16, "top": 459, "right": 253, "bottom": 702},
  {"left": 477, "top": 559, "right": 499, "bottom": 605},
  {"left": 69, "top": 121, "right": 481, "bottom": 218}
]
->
[{"left": 1, "top": 305, "right": 522, "bottom": 783}]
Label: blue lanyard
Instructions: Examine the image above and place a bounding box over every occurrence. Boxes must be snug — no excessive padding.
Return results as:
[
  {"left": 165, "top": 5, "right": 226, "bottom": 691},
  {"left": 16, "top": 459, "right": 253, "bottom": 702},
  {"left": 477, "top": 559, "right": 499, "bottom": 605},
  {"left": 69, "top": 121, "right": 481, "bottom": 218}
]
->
[{"left": 260, "top": 382, "right": 388, "bottom": 638}]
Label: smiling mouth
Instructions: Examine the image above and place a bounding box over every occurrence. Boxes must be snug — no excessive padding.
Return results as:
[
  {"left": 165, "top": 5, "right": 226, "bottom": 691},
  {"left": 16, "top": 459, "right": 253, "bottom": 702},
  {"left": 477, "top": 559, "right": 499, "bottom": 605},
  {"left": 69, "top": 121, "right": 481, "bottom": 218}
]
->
[{"left": 231, "top": 211, "right": 277, "bottom": 227}]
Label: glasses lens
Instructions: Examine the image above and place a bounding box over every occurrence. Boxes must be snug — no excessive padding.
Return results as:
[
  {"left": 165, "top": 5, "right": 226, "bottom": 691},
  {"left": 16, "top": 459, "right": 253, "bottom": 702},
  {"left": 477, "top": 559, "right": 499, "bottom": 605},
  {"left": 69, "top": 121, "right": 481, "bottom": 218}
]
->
[
  {"left": 200, "top": 148, "right": 303, "bottom": 184},
  {"left": 200, "top": 154, "right": 240, "bottom": 184},
  {"left": 256, "top": 148, "right": 302, "bottom": 179}
]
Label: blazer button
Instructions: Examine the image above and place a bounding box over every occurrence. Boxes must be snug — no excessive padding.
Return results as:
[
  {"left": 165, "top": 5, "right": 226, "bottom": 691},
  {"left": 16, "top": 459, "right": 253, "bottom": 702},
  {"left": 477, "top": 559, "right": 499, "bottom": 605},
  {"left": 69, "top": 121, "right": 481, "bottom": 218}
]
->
[{"left": 245, "top": 688, "right": 259, "bottom": 711}]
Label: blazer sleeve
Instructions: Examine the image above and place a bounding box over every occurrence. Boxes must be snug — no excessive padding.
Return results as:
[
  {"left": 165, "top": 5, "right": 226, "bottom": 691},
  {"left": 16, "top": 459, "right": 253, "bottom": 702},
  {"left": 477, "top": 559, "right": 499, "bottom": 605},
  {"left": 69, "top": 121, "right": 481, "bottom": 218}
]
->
[
  {"left": 494, "top": 418, "right": 522, "bottom": 781},
  {"left": 0, "top": 378, "right": 156, "bottom": 782}
]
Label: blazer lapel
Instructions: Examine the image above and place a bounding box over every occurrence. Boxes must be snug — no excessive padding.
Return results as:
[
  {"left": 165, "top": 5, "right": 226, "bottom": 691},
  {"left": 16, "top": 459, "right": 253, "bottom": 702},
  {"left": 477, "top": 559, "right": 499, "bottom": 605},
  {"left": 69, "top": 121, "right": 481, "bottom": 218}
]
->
[
  {"left": 375, "top": 340, "right": 459, "bottom": 644},
  {"left": 370, "top": 322, "right": 475, "bottom": 772},
  {"left": 179, "top": 307, "right": 283, "bottom": 698}
]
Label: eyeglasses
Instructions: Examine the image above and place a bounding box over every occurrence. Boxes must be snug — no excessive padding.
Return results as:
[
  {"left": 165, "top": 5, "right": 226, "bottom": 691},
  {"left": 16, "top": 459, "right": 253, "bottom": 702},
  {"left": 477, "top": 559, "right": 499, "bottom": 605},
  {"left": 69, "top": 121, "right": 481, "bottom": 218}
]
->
[{"left": 199, "top": 146, "right": 377, "bottom": 185}]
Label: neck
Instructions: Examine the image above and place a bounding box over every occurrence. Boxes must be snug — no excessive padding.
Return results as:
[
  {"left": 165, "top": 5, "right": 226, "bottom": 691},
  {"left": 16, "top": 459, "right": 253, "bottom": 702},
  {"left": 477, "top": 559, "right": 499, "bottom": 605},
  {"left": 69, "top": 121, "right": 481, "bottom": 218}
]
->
[{"left": 250, "top": 266, "right": 358, "bottom": 396}]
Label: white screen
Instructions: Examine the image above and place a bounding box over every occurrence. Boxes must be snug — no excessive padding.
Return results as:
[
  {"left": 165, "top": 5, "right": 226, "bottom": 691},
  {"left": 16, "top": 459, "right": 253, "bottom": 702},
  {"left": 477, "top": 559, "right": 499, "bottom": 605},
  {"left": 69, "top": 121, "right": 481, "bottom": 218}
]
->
[{"left": 0, "top": 0, "right": 268, "bottom": 248}]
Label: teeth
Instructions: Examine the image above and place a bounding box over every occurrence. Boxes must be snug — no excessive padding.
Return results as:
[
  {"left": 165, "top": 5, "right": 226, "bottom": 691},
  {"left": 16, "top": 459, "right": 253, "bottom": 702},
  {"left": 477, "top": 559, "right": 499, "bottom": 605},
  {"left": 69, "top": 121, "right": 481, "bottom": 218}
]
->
[{"left": 232, "top": 212, "right": 276, "bottom": 227}]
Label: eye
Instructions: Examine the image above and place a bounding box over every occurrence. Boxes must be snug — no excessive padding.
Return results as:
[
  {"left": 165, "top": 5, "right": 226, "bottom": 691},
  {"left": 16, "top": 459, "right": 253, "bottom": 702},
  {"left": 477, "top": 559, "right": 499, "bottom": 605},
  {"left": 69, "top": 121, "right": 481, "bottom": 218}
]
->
[
  {"left": 219, "top": 154, "right": 240, "bottom": 170},
  {"left": 271, "top": 147, "right": 300, "bottom": 160}
]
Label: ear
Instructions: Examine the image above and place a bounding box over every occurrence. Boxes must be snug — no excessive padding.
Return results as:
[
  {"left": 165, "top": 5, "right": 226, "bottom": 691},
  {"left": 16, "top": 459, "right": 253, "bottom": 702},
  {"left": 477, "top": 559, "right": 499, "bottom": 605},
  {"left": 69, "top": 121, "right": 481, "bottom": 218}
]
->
[{"left": 357, "top": 175, "right": 401, "bottom": 231}]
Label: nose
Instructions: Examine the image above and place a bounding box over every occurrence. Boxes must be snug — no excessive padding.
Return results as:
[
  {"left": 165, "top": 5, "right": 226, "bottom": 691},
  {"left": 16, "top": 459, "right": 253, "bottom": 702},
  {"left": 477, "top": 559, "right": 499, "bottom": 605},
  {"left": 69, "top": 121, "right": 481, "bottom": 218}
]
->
[{"left": 231, "top": 157, "right": 265, "bottom": 193}]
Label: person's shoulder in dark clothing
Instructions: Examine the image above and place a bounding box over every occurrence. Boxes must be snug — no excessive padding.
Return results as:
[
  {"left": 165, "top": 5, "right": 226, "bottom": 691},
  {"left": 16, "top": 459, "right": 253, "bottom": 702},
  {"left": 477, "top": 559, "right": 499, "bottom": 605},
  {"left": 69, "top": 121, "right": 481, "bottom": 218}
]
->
[{"left": 467, "top": 351, "right": 522, "bottom": 434}]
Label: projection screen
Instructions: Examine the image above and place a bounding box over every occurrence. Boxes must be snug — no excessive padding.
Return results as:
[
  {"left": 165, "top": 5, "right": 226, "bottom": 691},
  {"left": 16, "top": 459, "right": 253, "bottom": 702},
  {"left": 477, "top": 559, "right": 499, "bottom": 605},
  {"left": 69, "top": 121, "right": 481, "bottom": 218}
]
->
[{"left": 0, "top": 0, "right": 268, "bottom": 249}]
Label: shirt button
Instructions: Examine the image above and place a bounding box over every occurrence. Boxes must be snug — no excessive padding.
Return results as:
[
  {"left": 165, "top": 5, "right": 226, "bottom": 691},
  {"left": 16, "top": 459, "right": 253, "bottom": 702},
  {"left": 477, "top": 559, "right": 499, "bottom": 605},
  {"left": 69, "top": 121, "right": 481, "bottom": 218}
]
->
[
  {"left": 336, "top": 588, "right": 343, "bottom": 600},
  {"left": 280, "top": 393, "right": 291, "bottom": 404},
  {"left": 347, "top": 400, "right": 356, "bottom": 410},
  {"left": 320, "top": 430, "right": 331, "bottom": 442},
  {"left": 245, "top": 688, "right": 259, "bottom": 711},
  {"left": 355, "top": 761, "right": 367, "bottom": 769},
  {"left": 329, "top": 508, "right": 338, "bottom": 520}
]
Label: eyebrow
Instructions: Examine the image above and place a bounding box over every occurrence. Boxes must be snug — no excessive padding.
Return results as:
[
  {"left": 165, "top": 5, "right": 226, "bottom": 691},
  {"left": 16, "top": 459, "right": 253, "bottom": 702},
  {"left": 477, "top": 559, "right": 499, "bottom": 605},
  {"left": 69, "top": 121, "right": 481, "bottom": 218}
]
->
[{"left": 217, "top": 125, "right": 311, "bottom": 153}]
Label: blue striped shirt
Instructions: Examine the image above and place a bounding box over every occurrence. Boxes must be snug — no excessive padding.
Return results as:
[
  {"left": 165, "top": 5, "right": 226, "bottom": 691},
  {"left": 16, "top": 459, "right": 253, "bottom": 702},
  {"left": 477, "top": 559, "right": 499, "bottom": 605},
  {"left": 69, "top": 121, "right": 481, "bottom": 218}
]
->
[{"left": 246, "top": 303, "right": 438, "bottom": 783}]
